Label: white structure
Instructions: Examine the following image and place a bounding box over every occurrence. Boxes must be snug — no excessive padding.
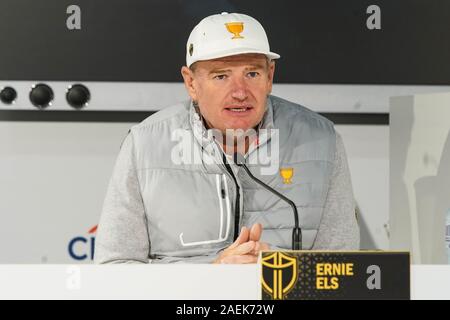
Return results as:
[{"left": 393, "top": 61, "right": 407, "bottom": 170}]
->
[
  {"left": 0, "top": 264, "right": 449, "bottom": 300},
  {"left": 390, "top": 92, "right": 450, "bottom": 264}
]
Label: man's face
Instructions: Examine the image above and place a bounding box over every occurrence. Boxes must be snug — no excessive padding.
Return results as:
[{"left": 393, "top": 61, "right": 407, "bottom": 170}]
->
[{"left": 181, "top": 54, "right": 275, "bottom": 133}]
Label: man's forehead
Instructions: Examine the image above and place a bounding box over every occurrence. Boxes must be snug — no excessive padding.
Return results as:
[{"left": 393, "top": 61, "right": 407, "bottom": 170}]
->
[
  {"left": 211, "top": 53, "right": 267, "bottom": 63},
  {"left": 197, "top": 53, "right": 268, "bottom": 69}
]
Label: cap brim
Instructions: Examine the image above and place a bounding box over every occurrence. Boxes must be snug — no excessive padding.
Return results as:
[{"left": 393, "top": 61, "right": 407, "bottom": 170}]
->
[{"left": 188, "top": 48, "right": 280, "bottom": 67}]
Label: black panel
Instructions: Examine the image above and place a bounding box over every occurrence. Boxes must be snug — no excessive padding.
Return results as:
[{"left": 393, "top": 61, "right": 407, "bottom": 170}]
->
[
  {"left": 0, "top": 0, "right": 449, "bottom": 84},
  {"left": 0, "top": 110, "right": 389, "bottom": 125}
]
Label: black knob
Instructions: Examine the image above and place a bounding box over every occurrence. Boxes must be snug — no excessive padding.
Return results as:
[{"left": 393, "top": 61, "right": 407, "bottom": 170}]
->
[
  {"left": 30, "top": 84, "right": 54, "bottom": 108},
  {"left": 66, "top": 84, "right": 90, "bottom": 109},
  {"left": 0, "top": 87, "right": 17, "bottom": 104}
]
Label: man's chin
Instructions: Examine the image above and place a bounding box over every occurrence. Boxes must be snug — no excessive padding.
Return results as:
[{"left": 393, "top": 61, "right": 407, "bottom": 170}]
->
[
  {"left": 224, "top": 120, "right": 259, "bottom": 132},
  {"left": 222, "top": 126, "right": 253, "bottom": 135}
]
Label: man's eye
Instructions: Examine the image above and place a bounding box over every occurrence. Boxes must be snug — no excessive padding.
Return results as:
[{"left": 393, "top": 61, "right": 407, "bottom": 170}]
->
[
  {"left": 247, "top": 71, "right": 259, "bottom": 78},
  {"left": 214, "top": 74, "right": 227, "bottom": 80}
]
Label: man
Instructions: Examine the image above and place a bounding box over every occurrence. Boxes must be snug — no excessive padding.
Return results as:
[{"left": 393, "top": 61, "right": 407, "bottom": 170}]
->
[{"left": 95, "top": 12, "right": 359, "bottom": 264}]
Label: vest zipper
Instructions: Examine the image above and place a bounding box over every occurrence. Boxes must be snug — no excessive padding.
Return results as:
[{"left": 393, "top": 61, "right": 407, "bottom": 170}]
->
[{"left": 222, "top": 154, "right": 241, "bottom": 241}]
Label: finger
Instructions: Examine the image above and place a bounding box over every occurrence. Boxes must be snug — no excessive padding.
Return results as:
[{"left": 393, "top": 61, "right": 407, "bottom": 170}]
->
[
  {"left": 252, "top": 242, "right": 270, "bottom": 256},
  {"left": 249, "top": 223, "right": 262, "bottom": 242},
  {"left": 259, "top": 242, "right": 270, "bottom": 251},
  {"left": 233, "top": 240, "right": 256, "bottom": 256},
  {"left": 221, "top": 255, "right": 258, "bottom": 264},
  {"left": 251, "top": 241, "right": 261, "bottom": 256},
  {"left": 228, "top": 226, "right": 250, "bottom": 250}
]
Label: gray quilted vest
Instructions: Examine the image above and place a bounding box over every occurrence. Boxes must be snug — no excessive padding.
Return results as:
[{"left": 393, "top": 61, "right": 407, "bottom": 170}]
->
[{"left": 132, "top": 95, "right": 336, "bottom": 259}]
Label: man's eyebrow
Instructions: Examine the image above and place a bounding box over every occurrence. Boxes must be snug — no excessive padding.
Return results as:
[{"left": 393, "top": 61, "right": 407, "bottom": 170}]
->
[
  {"left": 209, "top": 68, "right": 232, "bottom": 75},
  {"left": 208, "top": 63, "right": 266, "bottom": 75},
  {"left": 245, "top": 64, "right": 266, "bottom": 70}
]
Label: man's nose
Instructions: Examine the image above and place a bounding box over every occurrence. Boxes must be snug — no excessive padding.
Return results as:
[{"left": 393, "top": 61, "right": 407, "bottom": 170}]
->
[{"left": 230, "top": 77, "right": 248, "bottom": 101}]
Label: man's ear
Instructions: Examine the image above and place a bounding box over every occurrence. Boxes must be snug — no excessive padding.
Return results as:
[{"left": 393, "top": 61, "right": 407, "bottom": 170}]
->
[
  {"left": 267, "top": 61, "right": 275, "bottom": 94},
  {"left": 181, "top": 66, "right": 198, "bottom": 101}
]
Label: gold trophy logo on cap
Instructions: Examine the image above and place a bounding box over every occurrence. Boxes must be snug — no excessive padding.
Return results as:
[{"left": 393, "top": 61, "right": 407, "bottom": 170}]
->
[
  {"left": 280, "top": 168, "right": 294, "bottom": 184},
  {"left": 225, "top": 22, "right": 244, "bottom": 39}
]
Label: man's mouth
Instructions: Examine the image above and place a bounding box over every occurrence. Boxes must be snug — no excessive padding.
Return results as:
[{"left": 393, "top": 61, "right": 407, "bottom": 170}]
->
[{"left": 224, "top": 105, "right": 254, "bottom": 114}]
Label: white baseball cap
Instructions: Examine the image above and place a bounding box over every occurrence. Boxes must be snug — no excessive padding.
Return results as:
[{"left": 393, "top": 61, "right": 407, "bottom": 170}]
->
[{"left": 186, "top": 12, "right": 280, "bottom": 67}]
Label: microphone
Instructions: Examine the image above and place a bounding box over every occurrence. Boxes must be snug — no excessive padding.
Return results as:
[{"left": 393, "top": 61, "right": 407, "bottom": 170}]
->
[{"left": 233, "top": 153, "right": 302, "bottom": 250}]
